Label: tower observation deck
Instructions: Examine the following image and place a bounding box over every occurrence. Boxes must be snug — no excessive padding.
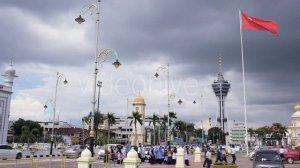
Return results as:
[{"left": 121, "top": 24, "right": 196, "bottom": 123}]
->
[{"left": 212, "top": 57, "right": 230, "bottom": 144}]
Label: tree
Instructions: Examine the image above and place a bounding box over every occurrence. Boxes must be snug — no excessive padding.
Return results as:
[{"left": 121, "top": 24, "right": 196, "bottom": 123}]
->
[
  {"left": 173, "top": 120, "right": 186, "bottom": 140},
  {"left": 248, "top": 128, "right": 255, "bottom": 147},
  {"left": 255, "top": 126, "right": 271, "bottom": 146},
  {"left": 94, "top": 111, "right": 105, "bottom": 146},
  {"left": 160, "top": 115, "right": 168, "bottom": 142},
  {"left": 149, "top": 113, "right": 159, "bottom": 145},
  {"left": 12, "top": 118, "right": 43, "bottom": 143},
  {"left": 207, "top": 127, "right": 222, "bottom": 144},
  {"left": 186, "top": 123, "right": 195, "bottom": 143},
  {"left": 130, "top": 111, "right": 143, "bottom": 146},
  {"left": 271, "top": 123, "right": 288, "bottom": 145},
  {"left": 106, "top": 112, "right": 116, "bottom": 144},
  {"left": 82, "top": 113, "right": 92, "bottom": 131},
  {"left": 20, "top": 126, "right": 36, "bottom": 143}
]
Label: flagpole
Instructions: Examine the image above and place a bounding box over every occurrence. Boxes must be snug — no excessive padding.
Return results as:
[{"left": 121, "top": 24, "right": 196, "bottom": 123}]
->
[{"left": 239, "top": 10, "right": 249, "bottom": 156}]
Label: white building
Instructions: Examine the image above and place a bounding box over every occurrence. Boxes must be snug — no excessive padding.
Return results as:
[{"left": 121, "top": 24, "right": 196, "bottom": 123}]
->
[
  {"left": 288, "top": 103, "right": 300, "bottom": 147},
  {"left": 229, "top": 122, "right": 246, "bottom": 146},
  {"left": 0, "top": 64, "right": 17, "bottom": 144},
  {"left": 131, "top": 95, "right": 146, "bottom": 146}
]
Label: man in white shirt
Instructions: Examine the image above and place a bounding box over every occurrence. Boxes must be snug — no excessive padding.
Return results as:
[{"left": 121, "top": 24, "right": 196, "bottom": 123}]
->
[
  {"left": 279, "top": 146, "right": 285, "bottom": 159},
  {"left": 231, "top": 145, "right": 236, "bottom": 164},
  {"left": 206, "top": 147, "right": 212, "bottom": 168}
]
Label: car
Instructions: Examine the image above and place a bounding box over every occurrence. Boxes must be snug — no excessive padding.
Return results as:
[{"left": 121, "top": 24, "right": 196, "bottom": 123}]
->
[
  {"left": 0, "top": 144, "right": 22, "bottom": 160},
  {"left": 252, "top": 149, "right": 285, "bottom": 168},
  {"left": 63, "top": 145, "right": 85, "bottom": 158},
  {"left": 249, "top": 146, "right": 272, "bottom": 160},
  {"left": 97, "top": 144, "right": 124, "bottom": 159},
  {"left": 272, "top": 146, "right": 300, "bottom": 164}
]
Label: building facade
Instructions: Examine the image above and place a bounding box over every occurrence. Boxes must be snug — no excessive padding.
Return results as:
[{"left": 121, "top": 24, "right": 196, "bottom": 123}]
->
[
  {"left": 288, "top": 103, "right": 300, "bottom": 147},
  {"left": 131, "top": 95, "right": 146, "bottom": 146},
  {"left": 229, "top": 122, "right": 246, "bottom": 146},
  {"left": 0, "top": 64, "right": 17, "bottom": 144}
]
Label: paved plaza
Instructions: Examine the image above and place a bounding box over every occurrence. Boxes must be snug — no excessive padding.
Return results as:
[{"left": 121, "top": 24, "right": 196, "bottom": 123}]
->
[{"left": 0, "top": 152, "right": 299, "bottom": 168}]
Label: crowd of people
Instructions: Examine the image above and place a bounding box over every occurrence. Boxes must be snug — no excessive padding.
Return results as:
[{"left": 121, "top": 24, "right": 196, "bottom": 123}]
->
[
  {"left": 102, "top": 143, "right": 237, "bottom": 168},
  {"left": 202, "top": 144, "right": 237, "bottom": 168}
]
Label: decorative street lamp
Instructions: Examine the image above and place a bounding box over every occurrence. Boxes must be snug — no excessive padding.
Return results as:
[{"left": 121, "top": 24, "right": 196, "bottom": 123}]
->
[
  {"left": 154, "top": 64, "right": 170, "bottom": 145},
  {"left": 97, "top": 81, "right": 102, "bottom": 112},
  {"left": 48, "top": 72, "right": 67, "bottom": 155},
  {"left": 75, "top": 0, "right": 121, "bottom": 156},
  {"left": 193, "top": 95, "right": 205, "bottom": 144}
]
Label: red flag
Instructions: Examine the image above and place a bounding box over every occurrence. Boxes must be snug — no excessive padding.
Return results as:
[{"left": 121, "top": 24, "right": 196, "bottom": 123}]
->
[{"left": 241, "top": 12, "right": 279, "bottom": 36}]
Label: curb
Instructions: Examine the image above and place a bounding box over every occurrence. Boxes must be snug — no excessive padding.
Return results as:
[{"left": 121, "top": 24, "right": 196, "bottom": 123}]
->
[{"left": 24, "top": 154, "right": 61, "bottom": 158}]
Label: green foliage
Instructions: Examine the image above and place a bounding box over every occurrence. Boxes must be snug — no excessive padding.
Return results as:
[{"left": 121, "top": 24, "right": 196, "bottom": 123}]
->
[{"left": 11, "top": 118, "right": 43, "bottom": 142}]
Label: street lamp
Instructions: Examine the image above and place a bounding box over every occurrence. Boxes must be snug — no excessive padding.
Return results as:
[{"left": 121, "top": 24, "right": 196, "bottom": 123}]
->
[
  {"left": 75, "top": 1, "right": 121, "bottom": 156},
  {"left": 96, "top": 81, "right": 102, "bottom": 112},
  {"left": 154, "top": 64, "right": 171, "bottom": 145},
  {"left": 48, "top": 72, "right": 67, "bottom": 155},
  {"left": 43, "top": 99, "right": 53, "bottom": 143}
]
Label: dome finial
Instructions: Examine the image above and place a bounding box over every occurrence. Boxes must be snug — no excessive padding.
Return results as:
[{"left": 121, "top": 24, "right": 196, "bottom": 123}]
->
[{"left": 294, "top": 103, "right": 300, "bottom": 111}]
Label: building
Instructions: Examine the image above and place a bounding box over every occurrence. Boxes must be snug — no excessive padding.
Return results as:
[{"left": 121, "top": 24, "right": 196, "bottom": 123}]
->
[
  {"left": 229, "top": 122, "right": 246, "bottom": 146},
  {"left": 212, "top": 57, "right": 230, "bottom": 144},
  {"left": 0, "top": 64, "right": 17, "bottom": 144},
  {"left": 288, "top": 103, "right": 300, "bottom": 147},
  {"left": 131, "top": 95, "right": 146, "bottom": 146},
  {"left": 38, "top": 121, "right": 89, "bottom": 145}
]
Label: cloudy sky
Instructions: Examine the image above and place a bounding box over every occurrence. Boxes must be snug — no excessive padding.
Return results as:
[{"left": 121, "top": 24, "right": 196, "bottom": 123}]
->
[{"left": 1, "top": 0, "right": 299, "bottom": 130}]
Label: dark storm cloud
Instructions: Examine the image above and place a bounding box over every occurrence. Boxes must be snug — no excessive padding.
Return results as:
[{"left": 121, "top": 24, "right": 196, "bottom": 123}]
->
[{"left": 1, "top": 0, "right": 300, "bottom": 127}]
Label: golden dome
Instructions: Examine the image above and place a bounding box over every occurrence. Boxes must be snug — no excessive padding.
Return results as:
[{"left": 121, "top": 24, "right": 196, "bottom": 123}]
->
[
  {"left": 294, "top": 103, "right": 300, "bottom": 111},
  {"left": 133, "top": 95, "right": 145, "bottom": 105}
]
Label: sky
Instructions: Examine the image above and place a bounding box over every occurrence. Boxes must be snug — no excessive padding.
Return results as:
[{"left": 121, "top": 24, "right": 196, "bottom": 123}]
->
[{"left": 1, "top": 0, "right": 300, "bottom": 131}]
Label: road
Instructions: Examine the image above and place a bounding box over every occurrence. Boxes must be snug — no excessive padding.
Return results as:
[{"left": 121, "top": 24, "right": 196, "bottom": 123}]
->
[{"left": 0, "top": 152, "right": 299, "bottom": 168}]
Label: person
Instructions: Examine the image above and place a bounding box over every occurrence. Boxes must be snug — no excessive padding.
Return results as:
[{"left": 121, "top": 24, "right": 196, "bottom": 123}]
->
[
  {"left": 155, "top": 146, "right": 164, "bottom": 164},
  {"left": 140, "top": 145, "right": 146, "bottom": 162},
  {"left": 149, "top": 146, "right": 156, "bottom": 164},
  {"left": 215, "top": 146, "right": 222, "bottom": 163},
  {"left": 279, "top": 146, "right": 285, "bottom": 159},
  {"left": 231, "top": 145, "right": 236, "bottom": 164},
  {"left": 203, "top": 146, "right": 208, "bottom": 167},
  {"left": 221, "top": 147, "right": 227, "bottom": 163},
  {"left": 138, "top": 143, "right": 142, "bottom": 159},
  {"left": 184, "top": 146, "right": 190, "bottom": 166},
  {"left": 206, "top": 147, "right": 212, "bottom": 168},
  {"left": 117, "top": 150, "right": 123, "bottom": 164},
  {"left": 171, "top": 147, "right": 177, "bottom": 165}
]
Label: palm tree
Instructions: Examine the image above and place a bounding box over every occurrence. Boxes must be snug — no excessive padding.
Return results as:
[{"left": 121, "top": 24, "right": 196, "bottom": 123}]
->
[
  {"left": 130, "top": 111, "right": 143, "bottom": 146},
  {"left": 186, "top": 123, "right": 195, "bottom": 143},
  {"left": 160, "top": 115, "right": 168, "bottom": 142},
  {"left": 106, "top": 112, "right": 116, "bottom": 144},
  {"left": 82, "top": 113, "right": 92, "bottom": 131},
  {"left": 248, "top": 128, "right": 255, "bottom": 147},
  {"left": 169, "top": 112, "right": 177, "bottom": 126},
  {"left": 173, "top": 120, "right": 186, "bottom": 143},
  {"left": 255, "top": 126, "right": 271, "bottom": 146},
  {"left": 271, "top": 123, "right": 288, "bottom": 145},
  {"left": 20, "top": 126, "right": 36, "bottom": 143},
  {"left": 94, "top": 111, "right": 105, "bottom": 146},
  {"left": 149, "top": 113, "right": 159, "bottom": 145}
]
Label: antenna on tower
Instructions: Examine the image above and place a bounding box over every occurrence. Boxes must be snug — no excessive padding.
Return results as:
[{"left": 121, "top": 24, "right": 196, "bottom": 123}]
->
[
  {"left": 10, "top": 57, "right": 13, "bottom": 66},
  {"left": 218, "top": 54, "right": 223, "bottom": 75}
]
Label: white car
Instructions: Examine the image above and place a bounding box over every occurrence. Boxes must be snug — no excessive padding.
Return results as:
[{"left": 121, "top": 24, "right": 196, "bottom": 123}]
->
[{"left": 0, "top": 144, "right": 22, "bottom": 159}]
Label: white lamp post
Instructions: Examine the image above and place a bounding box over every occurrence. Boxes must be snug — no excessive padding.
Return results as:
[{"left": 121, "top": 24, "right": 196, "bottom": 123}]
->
[
  {"left": 75, "top": 0, "right": 121, "bottom": 156},
  {"left": 154, "top": 64, "right": 171, "bottom": 145},
  {"left": 48, "top": 72, "right": 67, "bottom": 155}
]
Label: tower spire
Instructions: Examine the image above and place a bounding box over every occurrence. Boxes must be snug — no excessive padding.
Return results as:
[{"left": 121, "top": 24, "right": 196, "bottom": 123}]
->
[{"left": 218, "top": 54, "right": 224, "bottom": 81}]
